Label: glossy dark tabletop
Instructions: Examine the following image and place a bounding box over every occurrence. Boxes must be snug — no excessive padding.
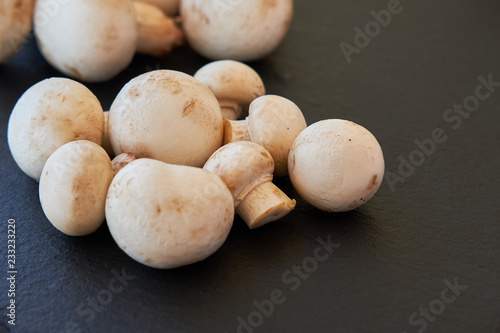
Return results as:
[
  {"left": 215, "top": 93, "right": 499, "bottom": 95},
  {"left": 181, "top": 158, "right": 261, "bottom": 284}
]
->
[{"left": 1, "top": 1, "right": 499, "bottom": 332}]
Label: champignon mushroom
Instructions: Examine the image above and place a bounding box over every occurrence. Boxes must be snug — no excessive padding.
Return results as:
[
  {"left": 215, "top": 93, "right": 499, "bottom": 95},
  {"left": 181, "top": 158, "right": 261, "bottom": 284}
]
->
[
  {"left": 134, "top": 0, "right": 179, "bottom": 16},
  {"left": 204, "top": 142, "right": 296, "bottom": 229},
  {"left": 181, "top": 0, "right": 294, "bottom": 61},
  {"left": 106, "top": 158, "right": 234, "bottom": 269},
  {"left": 288, "top": 119, "right": 385, "bottom": 212},
  {"left": 224, "top": 95, "right": 307, "bottom": 176},
  {"left": 0, "top": 0, "right": 34, "bottom": 63},
  {"left": 194, "top": 60, "right": 265, "bottom": 120},
  {"left": 34, "top": 0, "right": 138, "bottom": 82},
  {"left": 8, "top": 77, "right": 104, "bottom": 181},
  {"left": 109, "top": 70, "right": 223, "bottom": 167},
  {"left": 133, "top": 0, "right": 184, "bottom": 57},
  {"left": 39, "top": 140, "right": 113, "bottom": 236}
]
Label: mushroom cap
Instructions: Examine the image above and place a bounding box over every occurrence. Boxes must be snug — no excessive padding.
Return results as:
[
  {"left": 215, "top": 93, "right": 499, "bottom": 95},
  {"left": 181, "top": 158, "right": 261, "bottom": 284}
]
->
[
  {"left": 288, "top": 119, "right": 385, "bottom": 213},
  {"left": 34, "top": 0, "right": 137, "bottom": 82},
  {"left": 181, "top": 0, "right": 294, "bottom": 61},
  {"left": 0, "top": 0, "right": 34, "bottom": 63},
  {"left": 247, "top": 95, "right": 307, "bottom": 177},
  {"left": 203, "top": 141, "right": 275, "bottom": 206},
  {"left": 106, "top": 158, "right": 234, "bottom": 269},
  {"left": 135, "top": 0, "right": 179, "bottom": 16},
  {"left": 7, "top": 77, "right": 104, "bottom": 180},
  {"left": 39, "top": 140, "right": 113, "bottom": 236},
  {"left": 109, "top": 70, "right": 223, "bottom": 168},
  {"left": 194, "top": 60, "right": 265, "bottom": 114}
]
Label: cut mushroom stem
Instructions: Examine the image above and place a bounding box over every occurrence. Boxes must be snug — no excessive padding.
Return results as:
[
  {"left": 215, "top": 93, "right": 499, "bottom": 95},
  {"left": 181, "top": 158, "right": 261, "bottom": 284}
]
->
[
  {"left": 236, "top": 179, "right": 296, "bottom": 229},
  {"left": 134, "top": 1, "right": 185, "bottom": 57},
  {"left": 204, "top": 142, "right": 295, "bottom": 229},
  {"left": 223, "top": 119, "right": 250, "bottom": 144},
  {"left": 111, "top": 153, "right": 136, "bottom": 176}
]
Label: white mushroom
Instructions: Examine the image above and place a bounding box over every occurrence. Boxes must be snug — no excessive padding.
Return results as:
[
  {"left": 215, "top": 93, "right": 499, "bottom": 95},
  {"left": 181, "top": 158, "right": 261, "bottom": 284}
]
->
[
  {"left": 133, "top": 1, "right": 184, "bottom": 57},
  {"left": 34, "top": 0, "right": 138, "bottom": 82},
  {"left": 134, "top": 0, "right": 179, "bottom": 16},
  {"left": 204, "top": 142, "right": 296, "bottom": 229},
  {"left": 181, "top": 0, "right": 294, "bottom": 61},
  {"left": 194, "top": 60, "right": 265, "bottom": 120},
  {"left": 109, "top": 70, "right": 223, "bottom": 167},
  {"left": 288, "top": 119, "right": 385, "bottom": 212},
  {"left": 7, "top": 78, "right": 104, "bottom": 181},
  {"left": 0, "top": 0, "right": 34, "bottom": 63},
  {"left": 39, "top": 140, "right": 113, "bottom": 236},
  {"left": 106, "top": 158, "right": 234, "bottom": 269},
  {"left": 224, "top": 95, "right": 307, "bottom": 176}
]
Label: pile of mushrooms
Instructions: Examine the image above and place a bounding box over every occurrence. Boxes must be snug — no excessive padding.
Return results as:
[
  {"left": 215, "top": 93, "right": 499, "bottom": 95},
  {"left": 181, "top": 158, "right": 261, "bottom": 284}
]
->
[
  {"left": 2, "top": 0, "right": 294, "bottom": 82},
  {"left": 5, "top": 0, "right": 386, "bottom": 270}
]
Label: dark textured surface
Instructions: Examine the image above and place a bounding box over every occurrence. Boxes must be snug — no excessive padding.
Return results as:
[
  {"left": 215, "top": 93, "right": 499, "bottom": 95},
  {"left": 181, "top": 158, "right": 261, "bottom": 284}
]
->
[{"left": 1, "top": 1, "right": 500, "bottom": 332}]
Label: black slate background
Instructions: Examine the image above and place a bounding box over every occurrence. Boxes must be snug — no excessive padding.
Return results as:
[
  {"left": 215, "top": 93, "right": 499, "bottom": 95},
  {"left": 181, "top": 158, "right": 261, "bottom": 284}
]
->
[{"left": 1, "top": 0, "right": 499, "bottom": 332}]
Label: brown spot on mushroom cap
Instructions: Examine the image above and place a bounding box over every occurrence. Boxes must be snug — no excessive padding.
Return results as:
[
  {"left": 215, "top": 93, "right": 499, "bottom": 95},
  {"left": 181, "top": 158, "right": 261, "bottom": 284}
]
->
[
  {"left": 129, "top": 87, "right": 140, "bottom": 98},
  {"left": 183, "top": 100, "right": 196, "bottom": 117},
  {"left": 367, "top": 175, "right": 379, "bottom": 191}
]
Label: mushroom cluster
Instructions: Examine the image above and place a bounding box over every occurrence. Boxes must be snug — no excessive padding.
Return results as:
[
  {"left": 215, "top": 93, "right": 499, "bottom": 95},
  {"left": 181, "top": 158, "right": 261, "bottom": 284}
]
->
[
  {"left": 6, "top": 0, "right": 386, "bottom": 269},
  {"left": 2, "top": 0, "right": 295, "bottom": 82}
]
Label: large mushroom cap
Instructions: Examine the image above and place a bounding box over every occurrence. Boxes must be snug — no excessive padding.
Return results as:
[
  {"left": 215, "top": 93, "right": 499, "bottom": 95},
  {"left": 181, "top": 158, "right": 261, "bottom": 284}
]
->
[
  {"left": 34, "top": 0, "right": 137, "bottom": 82},
  {"left": 39, "top": 140, "right": 113, "bottom": 236},
  {"left": 106, "top": 158, "right": 234, "bottom": 269},
  {"left": 7, "top": 77, "right": 104, "bottom": 180},
  {"left": 0, "top": 0, "right": 34, "bottom": 63},
  {"left": 109, "top": 70, "right": 223, "bottom": 168},
  {"left": 247, "top": 95, "right": 307, "bottom": 176},
  {"left": 288, "top": 119, "right": 385, "bottom": 213},
  {"left": 181, "top": 0, "right": 294, "bottom": 61},
  {"left": 194, "top": 60, "right": 265, "bottom": 119}
]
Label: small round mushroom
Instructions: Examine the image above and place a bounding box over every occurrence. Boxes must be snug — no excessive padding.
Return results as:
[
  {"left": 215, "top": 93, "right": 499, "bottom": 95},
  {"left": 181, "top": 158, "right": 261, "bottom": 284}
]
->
[
  {"left": 109, "top": 70, "right": 223, "bottom": 167},
  {"left": 39, "top": 140, "right": 113, "bottom": 236},
  {"left": 194, "top": 60, "right": 265, "bottom": 120},
  {"left": 8, "top": 77, "right": 104, "bottom": 180},
  {"left": 181, "top": 0, "right": 294, "bottom": 61},
  {"left": 106, "top": 158, "right": 234, "bottom": 269},
  {"left": 34, "top": 0, "right": 138, "bottom": 82},
  {"left": 0, "top": 0, "right": 34, "bottom": 63},
  {"left": 204, "top": 142, "right": 296, "bottom": 229},
  {"left": 288, "top": 119, "right": 385, "bottom": 212},
  {"left": 224, "top": 95, "right": 307, "bottom": 176},
  {"left": 133, "top": 1, "right": 184, "bottom": 57},
  {"left": 134, "top": 0, "right": 179, "bottom": 16}
]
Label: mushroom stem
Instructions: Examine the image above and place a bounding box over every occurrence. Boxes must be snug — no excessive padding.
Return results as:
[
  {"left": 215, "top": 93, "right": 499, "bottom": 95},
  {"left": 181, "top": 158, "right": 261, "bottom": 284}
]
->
[
  {"left": 112, "top": 153, "right": 136, "bottom": 176},
  {"left": 223, "top": 119, "right": 250, "bottom": 144},
  {"left": 134, "top": 1, "right": 185, "bottom": 57},
  {"left": 219, "top": 100, "right": 243, "bottom": 120},
  {"left": 236, "top": 181, "right": 296, "bottom": 229}
]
